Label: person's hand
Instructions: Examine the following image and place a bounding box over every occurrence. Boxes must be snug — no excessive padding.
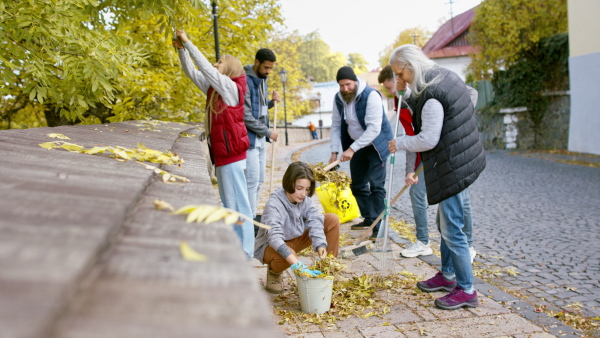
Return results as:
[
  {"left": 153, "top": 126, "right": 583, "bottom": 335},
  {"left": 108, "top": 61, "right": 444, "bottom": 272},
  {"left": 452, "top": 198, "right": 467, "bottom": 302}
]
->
[
  {"left": 329, "top": 153, "right": 338, "bottom": 164},
  {"left": 271, "top": 91, "right": 281, "bottom": 102},
  {"left": 317, "top": 247, "right": 327, "bottom": 258},
  {"left": 175, "top": 30, "right": 189, "bottom": 43},
  {"left": 270, "top": 130, "right": 278, "bottom": 142},
  {"left": 199, "top": 131, "right": 206, "bottom": 142},
  {"left": 396, "top": 75, "right": 407, "bottom": 92},
  {"left": 388, "top": 140, "right": 397, "bottom": 153},
  {"left": 291, "top": 261, "right": 322, "bottom": 277},
  {"left": 405, "top": 172, "right": 418, "bottom": 186},
  {"left": 172, "top": 38, "right": 184, "bottom": 50},
  {"left": 340, "top": 148, "right": 355, "bottom": 162}
]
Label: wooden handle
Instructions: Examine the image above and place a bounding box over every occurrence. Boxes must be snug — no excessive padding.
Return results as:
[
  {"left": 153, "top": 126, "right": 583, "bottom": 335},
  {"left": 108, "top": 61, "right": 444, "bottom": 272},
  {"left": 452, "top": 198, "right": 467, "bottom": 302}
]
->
[
  {"left": 323, "top": 160, "right": 340, "bottom": 172},
  {"left": 269, "top": 102, "right": 278, "bottom": 194},
  {"left": 355, "top": 165, "right": 424, "bottom": 243}
]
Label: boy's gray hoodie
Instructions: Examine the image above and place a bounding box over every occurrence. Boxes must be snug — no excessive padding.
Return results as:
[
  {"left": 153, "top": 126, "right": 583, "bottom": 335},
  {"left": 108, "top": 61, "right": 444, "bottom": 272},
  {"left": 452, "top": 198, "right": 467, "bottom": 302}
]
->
[{"left": 254, "top": 188, "right": 326, "bottom": 263}]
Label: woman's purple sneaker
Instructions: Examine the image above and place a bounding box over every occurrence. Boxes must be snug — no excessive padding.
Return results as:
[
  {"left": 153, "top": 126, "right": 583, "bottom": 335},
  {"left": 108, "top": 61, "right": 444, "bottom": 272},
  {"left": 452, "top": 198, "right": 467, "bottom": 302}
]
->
[
  {"left": 417, "top": 272, "right": 457, "bottom": 292},
  {"left": 434, "top": 286, "right": 479, "bottom": 310}
]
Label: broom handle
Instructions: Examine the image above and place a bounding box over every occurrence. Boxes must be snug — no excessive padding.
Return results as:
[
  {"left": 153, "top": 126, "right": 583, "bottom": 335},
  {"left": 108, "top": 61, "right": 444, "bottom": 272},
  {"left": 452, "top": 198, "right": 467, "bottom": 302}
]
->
[
  {"left": 381, "top": 92, "right": 404, "bottom": 250},
  {"left": 269, "top": 101, "right": 278, "bottom": 194},
  {"left": 354, "top": 165, "right": 423, "bottom": 245},
  {"left": 323, "top": 160, "right": 340, "bottom": 172}
]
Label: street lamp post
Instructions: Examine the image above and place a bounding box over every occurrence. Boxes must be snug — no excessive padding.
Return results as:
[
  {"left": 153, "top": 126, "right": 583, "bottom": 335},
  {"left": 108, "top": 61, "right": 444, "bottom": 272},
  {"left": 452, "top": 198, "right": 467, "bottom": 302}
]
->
[
  {"left": 211, "top": 1, "right": 220, "bottom": 62},
  {"left": 279, "top": 68, "right": 288, "bottom": 146},
  {"left": 317, "top": 92, "right": 322, "bottom": 139}
]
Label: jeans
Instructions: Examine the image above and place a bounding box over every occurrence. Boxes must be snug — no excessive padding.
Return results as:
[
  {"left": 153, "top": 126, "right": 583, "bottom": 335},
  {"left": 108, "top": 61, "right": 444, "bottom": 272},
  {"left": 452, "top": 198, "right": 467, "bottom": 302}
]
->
[
  {"left": 216, "top": 159, "right": 254, "bottom": 259},
  {"left": 437, "top": 189, "right": 473, "bottom": 292},
  {"left": 311, "top": 131, "right": 318, "bottom": 139},
  {"left": 245, "top": 136, "right": 266, "bottom": 217},
  {"left": 412, "top": 171, "right": 474, "bottom": 248},
  {"left": 463, "top": 188, "right": 474, "bottom": 247},
  {"left": 409, "top": 164, "right": 429, "bottom": 244},
  {"left": 349, "top": 145, "right": 387, "bottom": 232}
]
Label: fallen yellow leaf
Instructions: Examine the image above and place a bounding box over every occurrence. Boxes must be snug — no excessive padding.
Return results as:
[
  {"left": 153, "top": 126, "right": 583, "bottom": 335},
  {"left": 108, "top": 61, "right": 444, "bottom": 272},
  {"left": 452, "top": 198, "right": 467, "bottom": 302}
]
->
[
  {"left": 153, "top": 199, "right": 175, "bottom": 212},
  {"left": 47, "top": 133, "right": 70, "bottom": 140},
  {"left": 179, "top": 241, "right": 207, "bottom": 262}
]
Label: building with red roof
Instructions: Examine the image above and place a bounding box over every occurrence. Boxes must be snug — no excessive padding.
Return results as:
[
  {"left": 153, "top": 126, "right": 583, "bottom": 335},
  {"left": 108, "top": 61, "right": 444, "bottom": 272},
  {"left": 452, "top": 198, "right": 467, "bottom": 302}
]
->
[{"left": 422, "top": 6, "right": 478, "bottom": 81}]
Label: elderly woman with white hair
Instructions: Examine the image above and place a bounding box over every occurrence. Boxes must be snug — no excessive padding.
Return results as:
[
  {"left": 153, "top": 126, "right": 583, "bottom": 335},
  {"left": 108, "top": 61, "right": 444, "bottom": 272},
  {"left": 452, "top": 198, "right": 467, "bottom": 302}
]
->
[{"left": 388, "top": 44, "right": 486, "bottom": 310}]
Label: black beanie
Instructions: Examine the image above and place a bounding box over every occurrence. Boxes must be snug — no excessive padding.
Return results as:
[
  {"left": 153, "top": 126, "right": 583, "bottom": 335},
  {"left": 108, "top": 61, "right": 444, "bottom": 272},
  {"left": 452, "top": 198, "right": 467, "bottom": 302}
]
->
[{"left": 336, "top": 66, "right": 358, "bottom": 82}]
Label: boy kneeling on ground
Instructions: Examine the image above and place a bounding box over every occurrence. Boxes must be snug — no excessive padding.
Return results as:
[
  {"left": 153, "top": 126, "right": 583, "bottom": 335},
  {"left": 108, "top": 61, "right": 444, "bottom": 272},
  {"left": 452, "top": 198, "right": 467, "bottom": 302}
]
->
[{"left": 254, "top": 161, "right": 340, "bottom": 294}]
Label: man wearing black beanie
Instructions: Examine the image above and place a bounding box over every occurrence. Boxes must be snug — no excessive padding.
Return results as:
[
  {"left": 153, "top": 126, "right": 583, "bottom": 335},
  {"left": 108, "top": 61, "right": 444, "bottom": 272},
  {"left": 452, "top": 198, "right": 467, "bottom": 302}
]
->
[{"left": 328, "top": 66, "right": 394, "bottom": 240}]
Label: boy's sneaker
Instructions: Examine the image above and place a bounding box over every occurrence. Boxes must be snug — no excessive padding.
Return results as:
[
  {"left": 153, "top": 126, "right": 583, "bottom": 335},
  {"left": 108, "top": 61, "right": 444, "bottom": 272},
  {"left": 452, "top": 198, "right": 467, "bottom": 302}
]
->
[
  {"left": 434, "top": 286, "right": 479, "bottom": 310},
  {"left": 400, "top": 240, "right": 433, "bottom": 257},
  {"left": 469, "top": 247, "right": 476, "bottom": 263},
  {"left": 417, "top": 272, "right": 457, "bottom": 292}
]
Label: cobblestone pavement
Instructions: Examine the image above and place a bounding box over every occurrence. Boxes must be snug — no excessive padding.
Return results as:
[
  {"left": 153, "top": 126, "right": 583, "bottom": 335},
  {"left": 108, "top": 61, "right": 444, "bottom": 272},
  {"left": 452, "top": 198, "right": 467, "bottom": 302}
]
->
[
  {"left": 299, "top": 143, "right": 600, "bottom": 320},
  {"left": 253, "top": 139, "right": 581, "bottom": 337}
]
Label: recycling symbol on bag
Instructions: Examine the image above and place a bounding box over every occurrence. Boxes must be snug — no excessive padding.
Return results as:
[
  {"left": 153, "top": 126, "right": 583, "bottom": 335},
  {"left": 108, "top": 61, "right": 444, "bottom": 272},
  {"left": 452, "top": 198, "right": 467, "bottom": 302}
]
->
[{"left": 340, "top": 199, "right": 351, "bottom": 210}]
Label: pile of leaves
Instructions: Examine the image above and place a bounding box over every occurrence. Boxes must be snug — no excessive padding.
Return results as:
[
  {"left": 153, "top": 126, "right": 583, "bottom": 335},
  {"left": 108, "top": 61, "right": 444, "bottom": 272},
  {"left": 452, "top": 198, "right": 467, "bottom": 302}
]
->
[
  {"left": 309, "top": 162, "right": 351, "bottom": 189},
  {"left": 388, "top": 217, "right": 417, "bottom": 243},
  {"left": 309, "top": 162, "right": 353, "bottom": 217},
  {"left": 40, "top": 139, "right": 184, "bottom": 166},
  {"left": 544, "top": 306, "right": 599, "bottom": 335},
  {"left": 40, "top": 133, "right": 188, "bottom": 182},
  {"left": 275, "top": 254, "right": 423, "bottom": 325}
]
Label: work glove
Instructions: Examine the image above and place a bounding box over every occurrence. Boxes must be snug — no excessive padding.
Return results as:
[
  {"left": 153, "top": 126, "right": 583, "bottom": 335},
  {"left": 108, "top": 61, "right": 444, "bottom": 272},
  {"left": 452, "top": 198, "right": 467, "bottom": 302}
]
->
[
  {"left": 291, "top": 261, "right": 322, "bottom": 277},
  {"left": 199, "top": 131, "right": 206, "bottom": 142}
]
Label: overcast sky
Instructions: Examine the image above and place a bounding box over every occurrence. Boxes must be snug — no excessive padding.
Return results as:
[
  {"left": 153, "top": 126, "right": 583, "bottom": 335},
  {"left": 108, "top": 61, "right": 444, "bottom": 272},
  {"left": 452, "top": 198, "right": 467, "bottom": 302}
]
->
[{"left": 279, "top": 0, "right": 482, "bottom": 70}]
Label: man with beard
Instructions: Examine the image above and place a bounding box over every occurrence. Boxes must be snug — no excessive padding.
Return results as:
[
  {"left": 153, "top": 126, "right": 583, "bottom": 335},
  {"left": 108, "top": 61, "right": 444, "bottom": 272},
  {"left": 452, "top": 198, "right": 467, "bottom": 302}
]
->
[
  {"left": 328, "top": 66, "right": 394, "bottom": 240},
  {"left": 243, "top": 48, "right": 281, "bottom": 230}
]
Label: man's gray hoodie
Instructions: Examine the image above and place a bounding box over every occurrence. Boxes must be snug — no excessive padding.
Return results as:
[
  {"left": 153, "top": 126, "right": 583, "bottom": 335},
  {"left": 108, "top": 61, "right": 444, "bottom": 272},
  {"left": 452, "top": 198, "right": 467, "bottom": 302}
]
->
[
  {"left": 243, "top": 65, "right": 273, "bottom": 139},
  {"left": 254, "top": 188, "right": 327, "bottom": 263}
]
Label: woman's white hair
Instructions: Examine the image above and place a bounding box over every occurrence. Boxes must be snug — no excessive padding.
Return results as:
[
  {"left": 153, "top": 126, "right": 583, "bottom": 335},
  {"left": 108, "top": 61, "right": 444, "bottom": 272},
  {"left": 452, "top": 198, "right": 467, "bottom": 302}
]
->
[{"left": 389, "top": 44, "right": 440, "bottom": 97}]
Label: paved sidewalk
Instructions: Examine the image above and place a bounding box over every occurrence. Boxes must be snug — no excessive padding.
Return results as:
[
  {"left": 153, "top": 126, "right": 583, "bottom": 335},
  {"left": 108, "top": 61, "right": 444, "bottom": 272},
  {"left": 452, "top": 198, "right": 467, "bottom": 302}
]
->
[{"left": 250, "top": 139, "right": 584, "bottom": 338}]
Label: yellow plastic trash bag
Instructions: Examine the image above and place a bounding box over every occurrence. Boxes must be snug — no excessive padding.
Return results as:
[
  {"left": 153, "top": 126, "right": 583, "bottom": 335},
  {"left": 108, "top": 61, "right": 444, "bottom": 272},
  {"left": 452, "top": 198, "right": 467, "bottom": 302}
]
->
[{"left": 315, "top": 182, "right": 361, "bottom": 223}]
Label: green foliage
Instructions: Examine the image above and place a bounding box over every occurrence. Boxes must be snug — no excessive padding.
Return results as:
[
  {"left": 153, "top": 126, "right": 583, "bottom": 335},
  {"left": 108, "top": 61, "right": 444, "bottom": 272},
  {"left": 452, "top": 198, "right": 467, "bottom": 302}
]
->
[
  {"left": 347, "top": 53, "right": 368, "bottom": 74},
  {"left": 487, "top": 33, "right": 569, "bottom": 147},
  {"left": 469, "top": 0, "right": 567, "bottom": 78},
  {"left": 298, "top": 31, "right": 346, "bottom": 82},
  {"left": 378, "top": 27, "right": 431, "bottom": 67},
  {"left": 0, "top": 0, "right": 283, "bottom": 128}
]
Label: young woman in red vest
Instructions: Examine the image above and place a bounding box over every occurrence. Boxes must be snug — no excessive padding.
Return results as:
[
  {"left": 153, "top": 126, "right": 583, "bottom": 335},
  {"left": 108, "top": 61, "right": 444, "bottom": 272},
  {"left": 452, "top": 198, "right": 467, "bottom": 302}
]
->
[{"left": 174, "top": 30, "right": 254, "bottom": 259}]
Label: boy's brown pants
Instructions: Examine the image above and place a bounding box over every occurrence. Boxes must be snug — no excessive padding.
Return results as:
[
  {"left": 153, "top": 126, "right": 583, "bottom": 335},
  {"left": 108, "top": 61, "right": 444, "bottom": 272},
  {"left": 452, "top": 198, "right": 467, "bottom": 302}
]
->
[{"left": 263, "top": 213, "right": 340, "bottom": 273}]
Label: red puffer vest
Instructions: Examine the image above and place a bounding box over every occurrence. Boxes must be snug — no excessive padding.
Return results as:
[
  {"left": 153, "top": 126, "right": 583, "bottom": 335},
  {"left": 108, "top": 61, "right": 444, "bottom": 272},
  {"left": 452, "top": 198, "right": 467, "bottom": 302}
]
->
[{"left": 207, "top": 74, "right": 250, "bottom": 167}]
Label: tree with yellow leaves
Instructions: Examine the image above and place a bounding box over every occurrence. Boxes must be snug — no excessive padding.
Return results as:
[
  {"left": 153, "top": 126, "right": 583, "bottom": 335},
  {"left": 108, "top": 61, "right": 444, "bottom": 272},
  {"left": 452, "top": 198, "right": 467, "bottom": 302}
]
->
[
  {"left": 468, "top": 0, "right": 567, "bottom": 79},
  {"left": 1, "top": 0, "right": 283, "bottom": 128}
]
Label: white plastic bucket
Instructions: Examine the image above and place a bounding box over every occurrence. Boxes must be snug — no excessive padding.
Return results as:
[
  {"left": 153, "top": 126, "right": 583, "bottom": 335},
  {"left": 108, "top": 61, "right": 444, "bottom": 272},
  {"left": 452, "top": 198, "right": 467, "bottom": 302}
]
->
[{"left": 295, "top": 275, "right": 334, "bottom": 314}]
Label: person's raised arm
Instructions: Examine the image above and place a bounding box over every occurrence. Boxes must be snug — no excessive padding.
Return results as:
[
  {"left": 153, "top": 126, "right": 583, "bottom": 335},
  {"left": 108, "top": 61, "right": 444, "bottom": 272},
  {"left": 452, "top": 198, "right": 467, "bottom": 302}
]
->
[{"left": 176, "top": 30, "right": 239, "bottom": 106}]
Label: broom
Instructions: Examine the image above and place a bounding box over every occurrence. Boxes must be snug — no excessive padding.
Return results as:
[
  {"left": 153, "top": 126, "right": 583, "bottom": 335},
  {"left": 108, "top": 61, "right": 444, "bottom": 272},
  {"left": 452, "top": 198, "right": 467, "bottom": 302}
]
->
[
  {"left": 340, "top": 165, "right": 422, "bottom": 258},
  {"left": 341, "top": 89, "right": 422, "bottom": 258}
]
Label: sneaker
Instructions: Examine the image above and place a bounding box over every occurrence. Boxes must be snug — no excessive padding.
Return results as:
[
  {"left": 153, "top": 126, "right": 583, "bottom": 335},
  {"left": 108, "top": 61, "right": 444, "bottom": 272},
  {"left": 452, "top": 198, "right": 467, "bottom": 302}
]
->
[
  {"left": 265, "top": 267, "right": 283, "bottom": 294},
  {"left": 434, "top": 286, "right": 479, "bottom": 310},
  {"left": 400, "top": 240, "right": 433, "bottom": 258},
  {"left": 351, "top": 220, "right": 370, "bottom": 230},
  {"left": 469, "top": 247, "right": 476, "bottom": 263},
  {"left": 417, "top": 272, "right": 457, "bottom": 292}
]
